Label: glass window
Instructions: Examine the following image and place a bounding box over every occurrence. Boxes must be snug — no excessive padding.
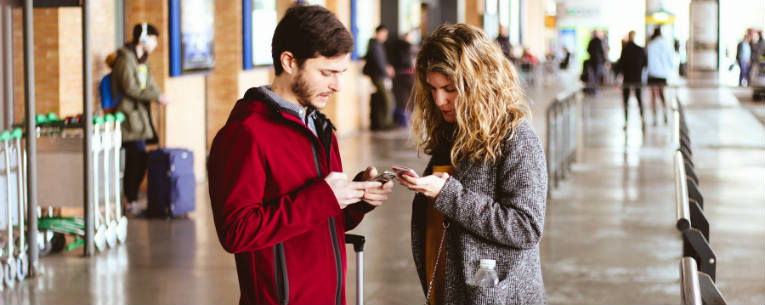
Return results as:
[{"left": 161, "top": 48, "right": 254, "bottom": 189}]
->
[
  {"left": 251, "top": 0, "right": 277, "bottom": 66},
  {"left": 304, "top": 0, "right": 326, "bottom": 6},
  {"left": 354, "top": 0, "right": 374, "bottom": 59},
  {"left": 399, "top": 0, "right": 421, "bottom": 44},
  {"left": 181, "top": 0, "right": 215, "bottom": 71}
]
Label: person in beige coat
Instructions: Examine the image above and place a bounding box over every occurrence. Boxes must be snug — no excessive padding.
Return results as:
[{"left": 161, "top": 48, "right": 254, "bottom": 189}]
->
[{"left": 111, "top": 23, "right": 170, "bottom": 215}]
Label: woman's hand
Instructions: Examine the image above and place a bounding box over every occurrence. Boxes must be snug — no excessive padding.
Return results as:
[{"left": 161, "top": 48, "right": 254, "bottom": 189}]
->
[{"left": 398, "top": 172, "right": 450, "bottom": 199}]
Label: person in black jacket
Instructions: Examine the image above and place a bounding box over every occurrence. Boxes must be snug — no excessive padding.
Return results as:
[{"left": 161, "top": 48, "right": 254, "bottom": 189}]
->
[
  {"left": 616, "top": 30, "right": 647, "bottom": 130},
  {"left": 389, "top": 30, "right": 417, "bottom": 127},
  {"left": 495, "top": 25, "right": 513, "bottom": 62},
  {"left": 586, "top": 30, "right": 606, "bottom": 93},
  {"left": 362, "top": 25, "right": 395, "bottom": 130}
]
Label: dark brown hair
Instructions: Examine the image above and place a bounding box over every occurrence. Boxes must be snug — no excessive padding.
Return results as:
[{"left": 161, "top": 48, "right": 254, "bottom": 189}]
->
[
  {"left": 131, "top": 23, "right": 159, "bottom": 44},
  {"left": 271, "top": 4, "right": 354, "bottom": 75}
]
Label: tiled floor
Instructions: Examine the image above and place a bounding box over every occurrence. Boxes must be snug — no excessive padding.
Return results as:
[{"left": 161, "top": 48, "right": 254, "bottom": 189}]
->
[{"left": 3, "top": 77, "right": 763, "bottom": 304}]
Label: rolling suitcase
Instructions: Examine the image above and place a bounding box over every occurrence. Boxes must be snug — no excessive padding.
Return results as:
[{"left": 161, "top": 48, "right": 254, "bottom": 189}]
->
[
  {"left": 345, "top": 234, "right": 366, "bottom": 305},
  {"left": 147, "top": 148, "right": 195, "bottom": 218}
]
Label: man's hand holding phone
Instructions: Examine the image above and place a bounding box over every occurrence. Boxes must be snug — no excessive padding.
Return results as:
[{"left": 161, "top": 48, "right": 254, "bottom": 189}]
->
[
  {"left": 359, "top": 166, "right": 394, "bottom": 207},
  {"left": 325, "top": 172, "right": 381, "bottom": 209}
]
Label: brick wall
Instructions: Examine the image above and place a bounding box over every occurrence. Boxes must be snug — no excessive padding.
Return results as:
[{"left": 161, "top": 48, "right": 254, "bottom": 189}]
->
[
  {"left": 11, "top": 0, "right": 375, "bottom": 148},
  {"left": 11, "top": 2, "right": 116, "bottom": 123},
  {"left": 13, "top": 7, "right": 59, "bottom": 123},
  {"left": 57, "top": 7, "right": 83, "bottom": 118},
  {"left": 465, "top": 0, "right": 482, "bottom": 28},
  {"left": 206, "top": 0, "right": 243, "bottom": 147},
  {"left": 56, "top": 1, "right": 117, "bottom": 117}
]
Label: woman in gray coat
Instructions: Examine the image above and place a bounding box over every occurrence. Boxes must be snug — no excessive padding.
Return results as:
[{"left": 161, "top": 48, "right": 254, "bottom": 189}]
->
[{"left": 398, "top": 24, "right": 547, "bottom": 305}]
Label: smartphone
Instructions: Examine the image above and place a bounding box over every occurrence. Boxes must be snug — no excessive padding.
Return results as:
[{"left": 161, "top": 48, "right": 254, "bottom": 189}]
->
[
  {"left": 372, "top": 171, "right": 397, "bottom": 183},
  {"left": 391, "top": 165, "right": 418, "bottom": 178}
]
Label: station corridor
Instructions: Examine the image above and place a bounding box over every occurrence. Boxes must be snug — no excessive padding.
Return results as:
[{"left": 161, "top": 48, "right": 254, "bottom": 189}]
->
[{"left": 2, "top": 73, "right": 762, "bottom": 304}]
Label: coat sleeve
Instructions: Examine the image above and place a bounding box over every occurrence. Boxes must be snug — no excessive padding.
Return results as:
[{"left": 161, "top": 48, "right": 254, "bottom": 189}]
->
[
  {"left": 616, "top": 49, "right": 625, "bottom": 75},
  {"left": 208, "top": 125, "right": 342, "bottom": 253},
  {"left": 372, "top": 42, "right": 388, "bottom": 76},
  {"left": 432, "top": 126, "right": 547, "bottom": 250},
  {"left": 114, "top": 56, "right": 161, "bottom": 103},
  {"left": 344, "top": 201, "right": 375, "bottom": 231},
  {"left": 343, "top": 147, "right": 377, "bottom": 231}
]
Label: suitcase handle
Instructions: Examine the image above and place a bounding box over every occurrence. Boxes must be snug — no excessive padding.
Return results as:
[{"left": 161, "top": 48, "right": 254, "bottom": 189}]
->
[{"left": 345, "top": 234, "right": 365, "bottom": 252}]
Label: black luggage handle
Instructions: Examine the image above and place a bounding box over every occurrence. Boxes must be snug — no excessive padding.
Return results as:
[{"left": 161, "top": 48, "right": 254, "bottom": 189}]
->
[{"left": 345, "top": 234, "right": 365, "bottom": 252}]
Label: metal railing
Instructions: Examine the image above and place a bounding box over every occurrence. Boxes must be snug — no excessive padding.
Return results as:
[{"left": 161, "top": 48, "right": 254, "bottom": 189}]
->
[
  {"left": 672, "top": 98, "right": 727, "bottom": 305},
  {"left": 680, "top": 257, "right": 703, "bottom": 305},
  {"left": 674, "top": 150, "right": 691, "bottom": 232},
  {"left": 545, "top": 85, "right": 581, "bottom": 195},
  {"left": 673, "top": 132, "right": 716, "bottom": 281},
  {"left": 680, "top": 256, "right": 728, "bottom": 305}
]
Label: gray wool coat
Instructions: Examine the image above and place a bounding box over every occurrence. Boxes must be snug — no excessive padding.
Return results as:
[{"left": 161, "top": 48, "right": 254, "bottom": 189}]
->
[{"left": 411, "top": 121, "right": 548, "bottom": 305}]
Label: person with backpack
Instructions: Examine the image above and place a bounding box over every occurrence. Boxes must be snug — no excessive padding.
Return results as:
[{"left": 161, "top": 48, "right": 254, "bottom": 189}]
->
[{"left": 111, "top": 23, "right": 170, "bottom": 215}]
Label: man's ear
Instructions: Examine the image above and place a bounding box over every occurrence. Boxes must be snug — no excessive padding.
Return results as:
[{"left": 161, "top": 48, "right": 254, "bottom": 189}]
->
[{"left": 280, "top": 51, "right": 297, "bottom": 74}]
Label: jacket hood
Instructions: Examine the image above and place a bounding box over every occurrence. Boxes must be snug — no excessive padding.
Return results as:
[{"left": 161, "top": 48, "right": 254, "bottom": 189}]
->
[
  {"left": 242, "top": 86, "right": 301, "bottom": 118},
  {"left": 117, "top": 44, "right": 149, "bottom": 63},
  {"left": 232, "top": 86, "right": 336, "bottom": 132}
]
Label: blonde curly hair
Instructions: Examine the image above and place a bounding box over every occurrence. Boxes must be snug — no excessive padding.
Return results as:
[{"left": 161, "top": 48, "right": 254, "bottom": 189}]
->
[{"left": 410, "top": 23, "right": 529, "bottom": 165}]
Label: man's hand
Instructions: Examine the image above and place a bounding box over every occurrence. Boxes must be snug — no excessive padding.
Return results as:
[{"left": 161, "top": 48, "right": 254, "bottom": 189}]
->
[
  {"left": 398, "top": 172, "right": 449, "bottom": 199},
  {"left": 359, "top": 167, "right": 394, "bottom": 207},
  {"left": 158, "top": 93, "right": 170, "bottom": 105},
  {"left": 325, "top": 172, "right": 381, "bottom": 209}
]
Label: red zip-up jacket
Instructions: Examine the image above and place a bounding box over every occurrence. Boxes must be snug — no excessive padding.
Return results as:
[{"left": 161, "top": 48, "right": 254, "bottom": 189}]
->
[{"left": 208, "top": 87, "right": 375, "bottom": 305}]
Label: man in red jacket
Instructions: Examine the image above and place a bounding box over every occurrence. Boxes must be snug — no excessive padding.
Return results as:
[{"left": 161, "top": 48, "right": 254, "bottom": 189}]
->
[{"left": 207, "top": 4, "right": 394, "bottom": 305}]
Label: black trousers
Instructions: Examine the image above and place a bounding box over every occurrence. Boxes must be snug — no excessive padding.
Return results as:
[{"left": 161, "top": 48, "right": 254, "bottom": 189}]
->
[
  {"left": 622, "top": 87, "right": 644, "bottom": 122},
  {"left": 123, "top": 140, "right": 147, "bottom": 202},
  {"left": 392, "top": 73, "right": 414, "bottom": 126}
]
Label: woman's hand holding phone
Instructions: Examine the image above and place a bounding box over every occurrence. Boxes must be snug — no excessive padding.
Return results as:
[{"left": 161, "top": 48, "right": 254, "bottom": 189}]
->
[
  {"left": 392, "top": 165, "right": 418, "bottom": 178},
  {"left": 393, "top": 165, "right": 448, "bottom": 199}
]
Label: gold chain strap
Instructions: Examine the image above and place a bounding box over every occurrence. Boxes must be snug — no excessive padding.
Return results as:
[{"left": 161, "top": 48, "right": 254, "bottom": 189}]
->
[{"left": 425, "top": 221, "right": 450, "bottom": 305}]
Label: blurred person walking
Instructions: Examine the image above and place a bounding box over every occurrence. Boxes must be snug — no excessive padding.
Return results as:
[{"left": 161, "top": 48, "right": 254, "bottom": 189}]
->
[
  {"left": 737, "top": 30, "right": 753, "bottom": 86},
  {"left": 586, "top": 30, "right": 606, "bottom": 93},
  {"left": 646, "top": 28, "right": 674, "bottom": 125},
  {"left": 615, "top": 30, "right": 647, "bottom": 130}
]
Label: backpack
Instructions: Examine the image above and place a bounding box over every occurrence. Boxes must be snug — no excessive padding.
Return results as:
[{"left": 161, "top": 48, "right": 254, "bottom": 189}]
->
[{"left": 99, "top": 73, "right": 122, "bottom": 113}]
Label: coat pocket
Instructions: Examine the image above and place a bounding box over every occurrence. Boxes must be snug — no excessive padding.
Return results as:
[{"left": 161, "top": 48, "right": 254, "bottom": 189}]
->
[
  {"left": 464, "top": 282, "right": 513, "bottom": 305},
  {"left": 126, "top": 109, "right": 145, "bottom": 134}
]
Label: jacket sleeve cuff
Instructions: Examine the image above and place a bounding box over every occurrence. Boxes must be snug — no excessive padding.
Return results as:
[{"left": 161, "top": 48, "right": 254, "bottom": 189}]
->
[
  {"left": 296, "top": 179, "right": 342, "bottom": 221},
  {"left": 432, "top": 177, "right": 462, "bottom": 217},
  {"left": 348, "top": 200, "right": 376, "bottom": 213}
]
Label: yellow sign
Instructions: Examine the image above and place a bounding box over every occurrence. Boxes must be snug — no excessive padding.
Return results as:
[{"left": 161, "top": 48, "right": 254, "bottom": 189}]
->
[
  {"left": 545, "top": 15, "right": 556, "bottom": 28},
  {"left": 646, "top": 11, "right": 676, "bottom": 24}
]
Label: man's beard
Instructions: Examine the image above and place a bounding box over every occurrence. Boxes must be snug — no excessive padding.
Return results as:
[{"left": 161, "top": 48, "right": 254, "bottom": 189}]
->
[{"left": 291, "top": 71, "right": 313, "bottom": 108}]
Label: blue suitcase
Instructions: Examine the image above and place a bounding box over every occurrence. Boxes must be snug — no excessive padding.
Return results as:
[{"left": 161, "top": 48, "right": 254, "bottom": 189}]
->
[{"left": 147, "top": 148, "right": 195, "bottom": 218}]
